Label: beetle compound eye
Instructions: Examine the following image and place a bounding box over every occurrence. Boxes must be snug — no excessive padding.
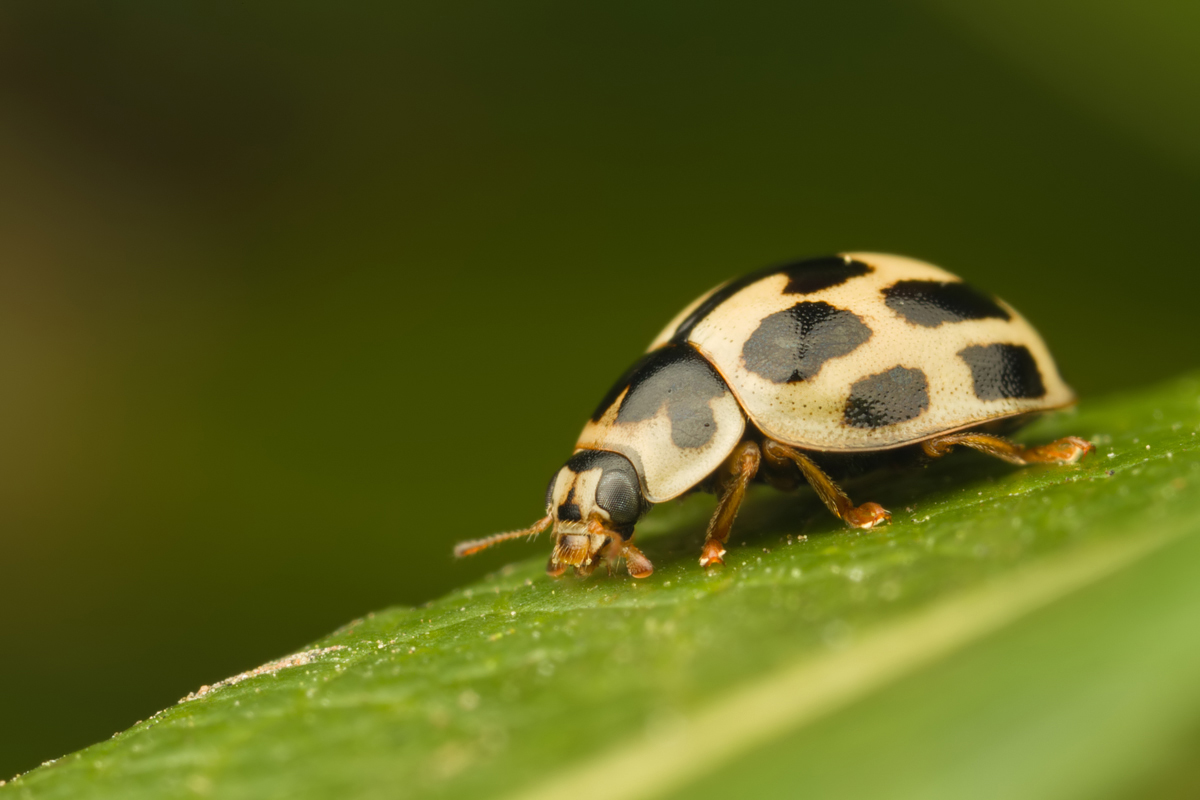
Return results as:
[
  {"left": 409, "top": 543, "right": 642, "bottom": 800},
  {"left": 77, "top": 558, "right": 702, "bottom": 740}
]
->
[
  {"left": 595, "top": 468, "right": 642, "bottom": 527},
  {"left": 544, "top": 472, "right": 559, "bottom": 512}
]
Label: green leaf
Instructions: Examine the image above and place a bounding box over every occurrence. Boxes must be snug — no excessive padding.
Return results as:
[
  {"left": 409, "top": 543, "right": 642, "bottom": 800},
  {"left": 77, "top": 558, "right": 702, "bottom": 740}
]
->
[{"left": 8, "top": 374, "right": 1200, "bottom": 800}]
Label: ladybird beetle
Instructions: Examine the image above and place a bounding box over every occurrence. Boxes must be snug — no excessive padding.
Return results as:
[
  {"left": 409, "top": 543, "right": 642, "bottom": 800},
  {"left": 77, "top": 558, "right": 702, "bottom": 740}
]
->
[{"left": 455, "top": 253, "right": 1093, "bottom": 578}]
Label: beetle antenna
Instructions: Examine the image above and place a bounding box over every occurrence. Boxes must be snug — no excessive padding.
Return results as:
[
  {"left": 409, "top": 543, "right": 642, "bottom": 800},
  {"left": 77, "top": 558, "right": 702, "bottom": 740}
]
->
[{"left": 454, "top": 515, "right": 552, "bottom": 558}]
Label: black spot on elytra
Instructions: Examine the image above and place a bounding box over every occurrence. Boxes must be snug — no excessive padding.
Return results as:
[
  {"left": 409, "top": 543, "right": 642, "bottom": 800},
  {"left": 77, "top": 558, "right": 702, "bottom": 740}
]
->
[
  {"left": 607, "top": 344, "right": 730, "bottom": 449},
  {"left": 591, "top": 351, "right": 656, "bottom": 423},
  {"left": 843, "top": 366, "right": 930, "bottom": 428},
  {"left": 958, "top": 343, "right": 1046, "bottom": 400},
  {"left": 780, "top": 255, "right": 873, "bottom": 294},
  {"left": 670, "top": 255, "right": 872, "bottom": 343},
  {"left": 883, "top": 280, "right": 1010, "bottom": 328},
  {"left": 742, "top": 301, "right": 872, "bottom": 384},
  {"left": 556, "top": 486, "right": 582, "bottom": 522}
]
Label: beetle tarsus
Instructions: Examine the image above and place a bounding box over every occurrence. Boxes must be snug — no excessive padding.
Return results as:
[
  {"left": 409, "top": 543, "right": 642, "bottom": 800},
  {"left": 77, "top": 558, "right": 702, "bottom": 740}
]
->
[
  {"left": 622, "top": 542, "right": 654, "bottom": 578},
  {"left": 1022, "top": 436, "right": 1094, "bottom": 464},
  {"left": 699, "top": 539, "right": 726, "bottom": 568},
  {"left": 844, "top": 502, "right": 891, "bottom": 529}
]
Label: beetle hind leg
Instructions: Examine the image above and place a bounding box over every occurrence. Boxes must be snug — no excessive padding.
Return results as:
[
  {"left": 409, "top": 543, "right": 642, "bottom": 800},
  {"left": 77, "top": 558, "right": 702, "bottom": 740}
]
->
[
  {"left": 922, "top": 432, "right": 1094, "bottom": 465},
  {"left": 761, "top": 439, "right": 891, "bottom": 530}
]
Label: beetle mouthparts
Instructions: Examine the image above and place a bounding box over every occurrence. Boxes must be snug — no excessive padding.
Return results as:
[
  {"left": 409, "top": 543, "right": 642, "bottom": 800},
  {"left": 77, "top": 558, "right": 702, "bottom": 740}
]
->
[
  {"left": 551, "top": 534, "right": 593, "bottom": 567},
  {"left": 551, "top": 531, "right": 613, "bottom": 569}
]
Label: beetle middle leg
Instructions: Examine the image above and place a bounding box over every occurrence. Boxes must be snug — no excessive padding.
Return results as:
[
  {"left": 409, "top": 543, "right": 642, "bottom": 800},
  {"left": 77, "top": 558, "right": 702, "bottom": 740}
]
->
[
  {"left": 699, "top": 440, "right": 762, "bottom": 567},
  {"left": 761, "top": 439, "right": 891, "bottom": 529},
  {"left": 922, "top": 432, "right": 1094, "bottom": 465}
]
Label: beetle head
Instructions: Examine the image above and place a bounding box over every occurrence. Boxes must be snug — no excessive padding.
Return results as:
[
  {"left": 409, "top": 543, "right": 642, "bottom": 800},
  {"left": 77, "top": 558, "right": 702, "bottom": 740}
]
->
[
  {"left": 543, "top": 449, "right": 645, "bottom": 576},
  {"left": 454, "top": 449, "right": 653, "bottom": 578}
]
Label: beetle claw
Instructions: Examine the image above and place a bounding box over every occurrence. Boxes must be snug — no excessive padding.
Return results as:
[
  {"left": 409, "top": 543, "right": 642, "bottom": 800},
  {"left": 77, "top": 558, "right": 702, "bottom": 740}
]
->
[
  {"left": 845, "top": 502, "right": 891, "bottom": 529},
  {"left": 699, "top": 540, "right": 727, "bottom": 568}
]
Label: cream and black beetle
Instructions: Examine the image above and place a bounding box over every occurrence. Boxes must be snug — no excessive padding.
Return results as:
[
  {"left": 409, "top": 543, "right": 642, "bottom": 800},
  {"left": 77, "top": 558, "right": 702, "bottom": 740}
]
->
[{"left": 456, "top": 253, "right": 1093, "bottom": 578}]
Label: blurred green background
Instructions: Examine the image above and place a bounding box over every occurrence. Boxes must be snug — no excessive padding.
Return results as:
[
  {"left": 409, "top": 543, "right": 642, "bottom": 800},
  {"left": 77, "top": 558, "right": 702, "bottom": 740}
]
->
[{"left": 1, "top": 0, "right": 1197, "bottom": 780}]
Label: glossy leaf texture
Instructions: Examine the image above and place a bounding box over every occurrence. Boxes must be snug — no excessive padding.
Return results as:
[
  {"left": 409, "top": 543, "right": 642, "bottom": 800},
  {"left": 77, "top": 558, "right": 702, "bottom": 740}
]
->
[{"left": 7, "top": 373, "right": 1200, "bottom": 800}]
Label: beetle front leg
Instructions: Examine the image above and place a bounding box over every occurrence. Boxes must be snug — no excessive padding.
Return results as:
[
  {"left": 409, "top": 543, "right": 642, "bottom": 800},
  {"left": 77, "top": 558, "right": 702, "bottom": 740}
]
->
[
  {"left": 588, "top": 518, "right": 654, "bottom": 579},
  {"left": 621, "top": 541, "right": 654, "bottom": 579},
  {"left": 595, "top": 538, "right": 654, "bottom": 579},
  {"left": 700, "top": 440, "right": 762, "bottom": 568},
  {"left": 594, "top": 538, "right": 653, "bottom": 579},
  {"left": 761, "top": 439, "right": 891, "bottom": 529}
]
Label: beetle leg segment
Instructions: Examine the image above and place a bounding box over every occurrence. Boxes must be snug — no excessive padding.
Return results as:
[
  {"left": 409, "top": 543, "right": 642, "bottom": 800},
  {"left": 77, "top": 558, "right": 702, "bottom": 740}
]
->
[
  {"left": 700, "top": 440, "right": 762, "bottom": 567},
  {"left": 592, "top": 538, "right": 653, "bottom": 579},
  {"left": 761, "top": 439, "right": 891, "bottom": 530},
  {"left": 585, "top": 517, "right": 654, "bottom": 579},
  {"left": 622, "top": 542, "right": 654, "bottom": 579},
  {"left": 922, "top": 433, "right": 1094, "bottom": 465}
]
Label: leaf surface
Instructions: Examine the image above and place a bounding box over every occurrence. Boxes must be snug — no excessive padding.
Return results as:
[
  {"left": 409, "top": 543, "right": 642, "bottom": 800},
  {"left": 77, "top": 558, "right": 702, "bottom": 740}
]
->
[{"left": 7, "top": 374, "right": 1200, "bottom": 800}]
